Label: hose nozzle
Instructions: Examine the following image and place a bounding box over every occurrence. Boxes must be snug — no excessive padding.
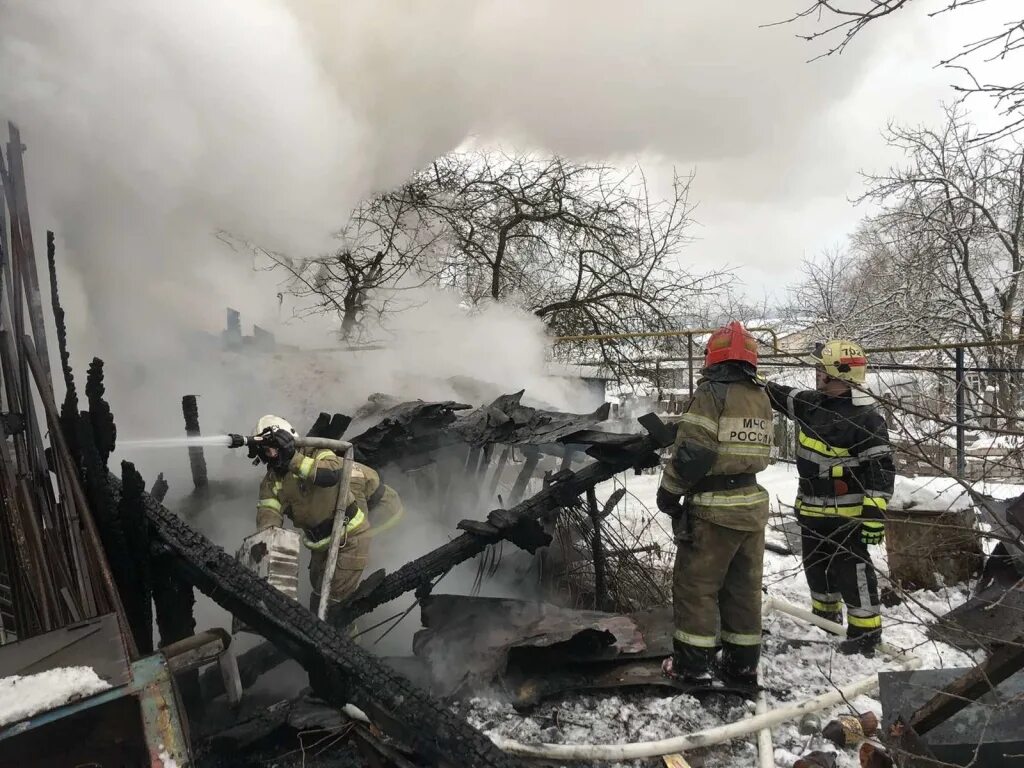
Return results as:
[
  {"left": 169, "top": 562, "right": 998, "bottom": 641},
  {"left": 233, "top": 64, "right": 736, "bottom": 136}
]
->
[{"left": 227, "top": 433, "right": 250, "bottom": 449}]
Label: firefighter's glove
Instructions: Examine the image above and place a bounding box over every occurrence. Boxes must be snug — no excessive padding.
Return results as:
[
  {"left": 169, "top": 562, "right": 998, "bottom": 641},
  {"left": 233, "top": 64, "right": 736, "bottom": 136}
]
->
[
  {"left": 861, "top": 520, "right": 885, "bottom": 546},
  {"left": 266, "top": 427, "right": 296, "bottom": 470},
  {"left": 657, "top": 487, "right": 685, "bottom": 520}
]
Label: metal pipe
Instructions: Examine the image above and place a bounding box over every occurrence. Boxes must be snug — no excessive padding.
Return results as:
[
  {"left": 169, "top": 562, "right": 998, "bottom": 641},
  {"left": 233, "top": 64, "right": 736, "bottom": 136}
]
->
[
  {"left": 955, "top": 346, "right": 966, "bottom": 479},
  {"left": 553, "top": 326, "right": 781, "bottom": 353}
]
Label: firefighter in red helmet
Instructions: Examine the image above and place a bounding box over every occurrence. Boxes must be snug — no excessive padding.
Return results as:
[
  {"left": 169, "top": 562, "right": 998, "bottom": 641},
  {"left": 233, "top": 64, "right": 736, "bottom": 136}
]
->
[{"left": 657, "top": 321, "right": 774, "bottom": 690}]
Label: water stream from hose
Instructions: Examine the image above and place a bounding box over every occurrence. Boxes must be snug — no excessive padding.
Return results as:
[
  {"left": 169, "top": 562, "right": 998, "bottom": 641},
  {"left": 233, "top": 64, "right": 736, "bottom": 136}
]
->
[{"left": 117, "top": 435, "right": 234, "bottom": 450}]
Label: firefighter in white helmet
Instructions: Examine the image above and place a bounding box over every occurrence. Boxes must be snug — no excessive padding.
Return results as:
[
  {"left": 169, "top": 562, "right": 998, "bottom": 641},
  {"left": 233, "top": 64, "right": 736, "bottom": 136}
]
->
[
  {"left": 250, "top": 415, "right": 403, "bottom": 612},
  {"left": 766, "top": 340, "right": 895, "bottom": 656}
]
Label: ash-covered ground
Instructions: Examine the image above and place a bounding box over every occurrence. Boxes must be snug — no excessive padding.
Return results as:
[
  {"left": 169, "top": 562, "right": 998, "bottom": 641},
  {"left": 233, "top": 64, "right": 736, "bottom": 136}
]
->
[{"left": 451, "top": 463, "right": 1005, "bottom": 768}]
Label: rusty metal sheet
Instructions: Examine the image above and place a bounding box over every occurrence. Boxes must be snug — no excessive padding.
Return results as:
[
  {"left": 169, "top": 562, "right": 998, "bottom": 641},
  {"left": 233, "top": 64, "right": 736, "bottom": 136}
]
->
[
  {"left": 413, "top": 594, "right": 645, "bottom": 697},
  {"left": 0, "top": 612, "right": 130, "bottom": 688}
]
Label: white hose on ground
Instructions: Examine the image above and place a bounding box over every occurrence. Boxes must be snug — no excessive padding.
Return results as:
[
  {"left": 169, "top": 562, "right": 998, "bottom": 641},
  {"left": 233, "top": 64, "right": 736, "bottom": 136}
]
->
[
  {"left": 491, "top": 592, "right": 922, "bottom": 762},
  {"left": 755, "top": 692, "right": 774, "bottom": 768},
  {"left": 763, "top": 595, "right": 845, "bottom": 636},
  {"left": 765, "top": 595, "right": 909, "bottom": 662}
]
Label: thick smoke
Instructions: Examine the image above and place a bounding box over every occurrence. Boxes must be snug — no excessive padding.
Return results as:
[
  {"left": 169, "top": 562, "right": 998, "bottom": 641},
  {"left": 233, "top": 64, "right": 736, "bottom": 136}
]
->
[
  {"left": 0, "top": 1, "right": 891, "bottom": 358},
  {"left": 0, "top": 0, "right": 903, "bottom": 651}
]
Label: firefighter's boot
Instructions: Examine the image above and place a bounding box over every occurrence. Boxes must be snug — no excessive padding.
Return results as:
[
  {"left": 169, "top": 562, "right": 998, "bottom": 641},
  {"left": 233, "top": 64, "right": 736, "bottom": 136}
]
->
[
  {"left": 838, "top": 628, "right": 881, "bottom": 657},
  {"left": 664, "top": 641, "right": 715, "bottom": 685},
  {"left": 717, "top": 642, "right": 760, "bottom": 692}
]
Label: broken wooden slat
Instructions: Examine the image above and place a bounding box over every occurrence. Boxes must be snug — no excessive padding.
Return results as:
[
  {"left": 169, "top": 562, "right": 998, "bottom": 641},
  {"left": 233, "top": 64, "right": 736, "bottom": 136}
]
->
[{"left": 909, "top": 633, "right": 1024, "bottom": 735}]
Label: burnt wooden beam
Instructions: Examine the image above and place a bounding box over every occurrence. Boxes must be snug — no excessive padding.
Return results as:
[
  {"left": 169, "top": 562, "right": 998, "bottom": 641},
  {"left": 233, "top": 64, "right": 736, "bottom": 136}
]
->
[
  {"left": 119, "top": 473, "right": 520, "bottom": 768},
  {"left": 181, "top": 395, "right": 208, "bottom": 490},
  {"left": 507, "top": 446, "right": 540, "bottom": 506}
]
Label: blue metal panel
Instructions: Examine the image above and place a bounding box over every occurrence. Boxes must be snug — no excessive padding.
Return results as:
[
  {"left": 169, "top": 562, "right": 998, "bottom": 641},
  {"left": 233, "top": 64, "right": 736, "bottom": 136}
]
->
[{"left": 0, "top": 653, "right": 191, "bottom": 766}]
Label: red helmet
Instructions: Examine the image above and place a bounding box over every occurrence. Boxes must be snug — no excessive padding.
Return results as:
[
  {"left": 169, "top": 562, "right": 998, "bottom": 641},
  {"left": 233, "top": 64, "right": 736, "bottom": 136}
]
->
[{"left": 704, "top": 321, "right": 758, "bottom": 368}]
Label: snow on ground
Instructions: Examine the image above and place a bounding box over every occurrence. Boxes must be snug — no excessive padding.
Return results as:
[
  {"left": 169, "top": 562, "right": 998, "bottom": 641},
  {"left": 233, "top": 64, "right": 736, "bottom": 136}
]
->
[
  {"left": 0, "top": 666, "right": 111, "bottom": 726},
  {"left": 463, "top": 464, "right": 1011, "bottom": 767}
]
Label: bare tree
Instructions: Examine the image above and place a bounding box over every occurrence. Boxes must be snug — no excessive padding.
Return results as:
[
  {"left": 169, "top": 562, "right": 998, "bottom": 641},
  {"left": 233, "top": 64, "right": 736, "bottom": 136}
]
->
[
  {"left": 863, "top": 106, "right": 1024, "bottom": 415},
  {"left": 777, "top": 0, "right": 1024, "bottom": 139},
  {"left": 259, "top": 150, "right": 726, "bottom": 379},
  {"left": 256, "top": 184, "right": 445, "bottom": 341},
  {"left": 416, "top": 151, "right": 726, "bottom": 381},
  {"left": 789, "top": 106, "right": 1024, "bottom": 420}
]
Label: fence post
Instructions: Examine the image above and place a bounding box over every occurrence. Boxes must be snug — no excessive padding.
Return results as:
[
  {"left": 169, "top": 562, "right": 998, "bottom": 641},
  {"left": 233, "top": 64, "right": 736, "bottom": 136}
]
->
[
  {"left": 687, "top": 333, "right": 694, "bottom": 396},
  {"left": 955, "top": 346, "right": 966, "bottom": 479}
]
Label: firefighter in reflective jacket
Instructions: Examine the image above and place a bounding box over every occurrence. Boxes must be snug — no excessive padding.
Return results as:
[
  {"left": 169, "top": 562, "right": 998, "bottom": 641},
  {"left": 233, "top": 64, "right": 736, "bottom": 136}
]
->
[
  {"left": 657, "top": 322, "right": 774, "bottom": 688},
  {"left": 766, "top": 340, "right": 895, "bottom": 656},
  {"left": 251, "top": 415, "right": 404, "bottom": 611}
]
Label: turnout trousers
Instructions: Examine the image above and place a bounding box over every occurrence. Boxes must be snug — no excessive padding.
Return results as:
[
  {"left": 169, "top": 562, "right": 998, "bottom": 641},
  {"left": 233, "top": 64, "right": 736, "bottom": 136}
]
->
[
  {"left": 799, "top": 514, "right": 881, "bottom": 638},
  {"left": 308, "top": 522, "right": 371, "bottom": 614},
  {"left": 672, "top": 516, "right": 764, "bottom": 676}
]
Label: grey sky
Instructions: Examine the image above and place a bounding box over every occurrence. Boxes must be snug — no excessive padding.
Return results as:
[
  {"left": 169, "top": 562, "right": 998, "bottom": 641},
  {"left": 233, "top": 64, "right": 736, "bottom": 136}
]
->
[{"left": 1, "top": 0, "right": 1017, "bottom": 342}]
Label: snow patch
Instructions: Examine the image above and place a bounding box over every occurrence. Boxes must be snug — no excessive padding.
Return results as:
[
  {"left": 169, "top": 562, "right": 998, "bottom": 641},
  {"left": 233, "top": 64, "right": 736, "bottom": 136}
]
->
[
  {"left": 891, "top": 475, "right": 973, "bottom": 512},
  {"left": 0, "top": 666, "right": 111, "bottom": 726}
]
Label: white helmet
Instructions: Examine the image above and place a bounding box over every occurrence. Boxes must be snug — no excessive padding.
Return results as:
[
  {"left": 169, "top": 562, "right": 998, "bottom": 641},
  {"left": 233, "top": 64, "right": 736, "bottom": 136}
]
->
[{"left": 252, "top": 414, "right": 295, "bottom": 436}]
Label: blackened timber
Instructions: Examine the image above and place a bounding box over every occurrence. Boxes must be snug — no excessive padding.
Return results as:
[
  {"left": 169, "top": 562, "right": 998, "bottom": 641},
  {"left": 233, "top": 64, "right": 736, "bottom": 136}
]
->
[
  {"left": 453, "top": 390, "right": 610, "bottom": 447},
  {"left": 85, "top": 359, "right": 116, "bottom": 468},
  {"left": 332, "top": 430, "right": 664, "bottom": 627},
  {"left": 181, "top": 395, "right": 208, "bottom": 489},
  {"left": 151, "top": 473, "right": 169, "bottom": 502},
  {"left": 123, "top": 475, "right": 521, "bottom": 768},
  {"left": 22, "top": 337, "right": 136, "bottom": 654},
  {"left": 118, "top": 462, "right": 153, "bottom": 654}
]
